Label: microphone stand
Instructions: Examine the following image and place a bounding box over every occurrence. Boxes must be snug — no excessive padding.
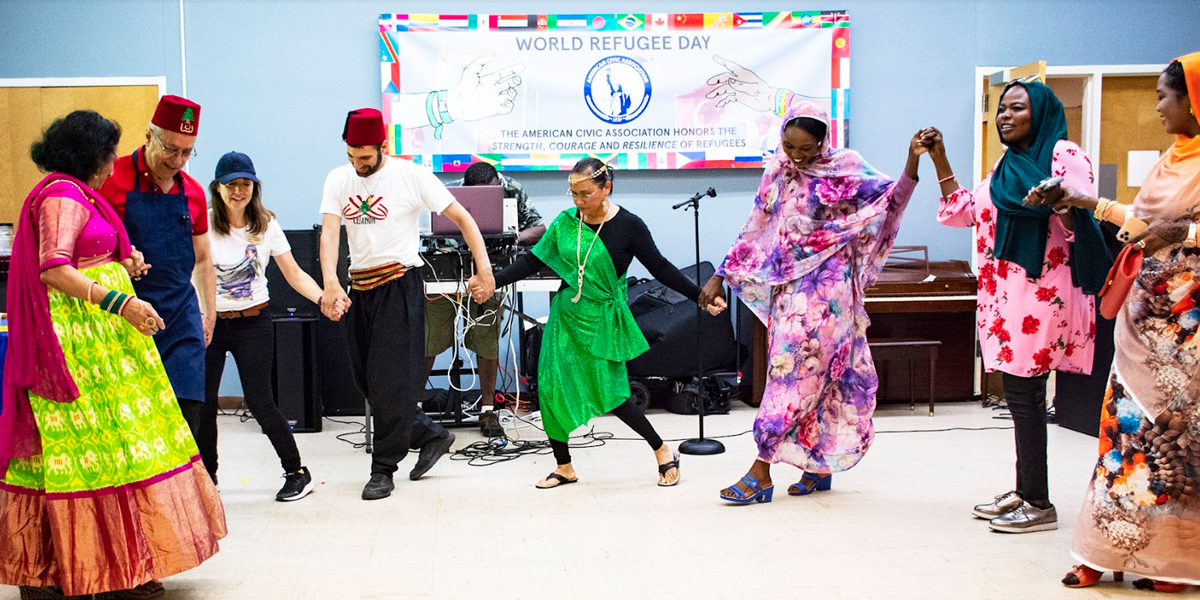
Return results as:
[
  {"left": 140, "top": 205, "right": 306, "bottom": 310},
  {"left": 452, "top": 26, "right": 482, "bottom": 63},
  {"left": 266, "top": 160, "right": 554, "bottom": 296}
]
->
[{"left": 673, "top": 188, "right": 725, "bottom": 456}]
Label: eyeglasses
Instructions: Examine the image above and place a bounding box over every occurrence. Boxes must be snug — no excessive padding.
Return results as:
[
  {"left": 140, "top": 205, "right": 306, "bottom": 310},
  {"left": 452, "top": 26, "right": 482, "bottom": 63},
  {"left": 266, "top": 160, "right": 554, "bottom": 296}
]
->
[
  {"left": 151, "top": 129, "right": 197, "bottom": 160},
  {"left": 567, "top": 187, "right": 601, "bottom": 201}
]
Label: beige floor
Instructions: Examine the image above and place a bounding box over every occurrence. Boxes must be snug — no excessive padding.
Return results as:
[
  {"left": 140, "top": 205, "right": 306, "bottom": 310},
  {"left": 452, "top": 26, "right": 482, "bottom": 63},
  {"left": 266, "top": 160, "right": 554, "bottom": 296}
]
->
[{"left": 1, "top": 401, "right": 1167, "bottom": 600}]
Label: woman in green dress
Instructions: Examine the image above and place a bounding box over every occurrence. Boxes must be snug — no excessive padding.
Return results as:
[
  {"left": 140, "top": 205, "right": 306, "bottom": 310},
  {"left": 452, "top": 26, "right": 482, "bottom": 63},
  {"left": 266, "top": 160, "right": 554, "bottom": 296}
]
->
[
  {"left": 473, "top": 158, "right": 725, "bottom": 488},
  {"left": 0, "top": 110, "right": 225, "bottom": 599}
]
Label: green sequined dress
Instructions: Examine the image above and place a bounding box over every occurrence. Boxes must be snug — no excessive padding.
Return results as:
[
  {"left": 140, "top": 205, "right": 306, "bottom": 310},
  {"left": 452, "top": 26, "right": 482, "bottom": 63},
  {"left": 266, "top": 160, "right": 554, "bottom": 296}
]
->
[{"left": 529, "top": 209, "right": 649, "bottom": 441}]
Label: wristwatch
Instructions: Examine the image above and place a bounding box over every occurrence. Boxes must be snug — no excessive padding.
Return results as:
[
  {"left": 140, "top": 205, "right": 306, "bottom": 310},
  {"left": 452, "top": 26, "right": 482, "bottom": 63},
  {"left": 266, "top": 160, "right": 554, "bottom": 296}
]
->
[{"left": 1186, "top": 222, "right": 1197, "bottom": 249}]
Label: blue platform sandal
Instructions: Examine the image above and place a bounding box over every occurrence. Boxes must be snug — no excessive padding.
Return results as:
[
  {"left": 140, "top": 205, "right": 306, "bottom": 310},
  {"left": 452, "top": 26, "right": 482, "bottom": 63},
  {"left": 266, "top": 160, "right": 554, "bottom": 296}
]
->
[
  {"left": 720, "top": 474, "right": 774, "bottom": 504},
  {"left": 787, "top": 473, "right": 831, "bottom": 496}
]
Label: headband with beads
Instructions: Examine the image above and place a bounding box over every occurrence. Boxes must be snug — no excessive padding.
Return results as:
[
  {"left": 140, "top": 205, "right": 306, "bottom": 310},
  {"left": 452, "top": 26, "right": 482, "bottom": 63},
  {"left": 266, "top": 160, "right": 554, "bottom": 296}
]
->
[{"left": 568, "top": 163, "right": 611, "bottom": 186}]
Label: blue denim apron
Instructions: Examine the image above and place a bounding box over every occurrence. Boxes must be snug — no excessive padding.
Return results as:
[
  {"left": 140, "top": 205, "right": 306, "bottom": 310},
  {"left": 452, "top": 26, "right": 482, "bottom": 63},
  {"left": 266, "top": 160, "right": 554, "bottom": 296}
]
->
[{"left": 122, "top": 148, "right": 205, "bottom": 401}]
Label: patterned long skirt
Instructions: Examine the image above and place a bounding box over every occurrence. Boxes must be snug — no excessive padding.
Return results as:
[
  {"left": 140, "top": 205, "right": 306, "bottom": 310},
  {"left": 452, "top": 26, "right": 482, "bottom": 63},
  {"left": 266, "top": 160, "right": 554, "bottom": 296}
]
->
[
  {"left": 1071, "top": 369, "right": 1200, "bottom": 584},
  {"left": 755, "top": 280, "right": 878, "bottom": 473},
  {"left": 0, "top": 262, "right": 226, "bottom": 596}
]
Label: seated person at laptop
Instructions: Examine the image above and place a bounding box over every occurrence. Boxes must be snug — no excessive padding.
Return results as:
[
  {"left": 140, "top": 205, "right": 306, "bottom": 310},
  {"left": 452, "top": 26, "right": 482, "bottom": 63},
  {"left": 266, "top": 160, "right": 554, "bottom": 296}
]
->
[{"left": 424, "top": 162, "right": 544, "bottom": 437}]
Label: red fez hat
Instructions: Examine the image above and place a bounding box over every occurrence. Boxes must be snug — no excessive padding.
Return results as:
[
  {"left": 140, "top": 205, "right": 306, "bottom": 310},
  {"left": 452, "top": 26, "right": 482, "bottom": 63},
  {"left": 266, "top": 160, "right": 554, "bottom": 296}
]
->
[
  {"left": 343, "top": 108, "right": 386, "bottom": 146},
  {"left": 151, "top": 95, "right": 201, "bottom": 136}
]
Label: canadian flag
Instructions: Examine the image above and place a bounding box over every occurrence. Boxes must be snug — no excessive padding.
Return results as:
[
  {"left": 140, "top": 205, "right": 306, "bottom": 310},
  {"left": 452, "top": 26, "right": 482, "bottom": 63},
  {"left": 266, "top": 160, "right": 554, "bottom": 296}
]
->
[{"left": 646, "top": 13, "right": 669, "bottom": 31}]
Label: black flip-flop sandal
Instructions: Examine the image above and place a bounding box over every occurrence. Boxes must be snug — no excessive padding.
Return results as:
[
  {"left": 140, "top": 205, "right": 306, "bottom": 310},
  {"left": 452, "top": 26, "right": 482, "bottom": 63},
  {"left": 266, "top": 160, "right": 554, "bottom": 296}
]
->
[
  {"left": 657, "top": 451, "right": 681, "bottom": 487},
  {"left": 536, "top": 472, "right": 578, "bottom": 489}
]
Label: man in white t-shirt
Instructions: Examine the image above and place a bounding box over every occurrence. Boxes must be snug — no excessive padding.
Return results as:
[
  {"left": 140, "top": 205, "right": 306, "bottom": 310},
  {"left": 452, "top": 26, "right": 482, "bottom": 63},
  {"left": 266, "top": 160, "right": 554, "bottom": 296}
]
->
[{"left": 319, "top": 108, "right": 495, "bottom": 501}]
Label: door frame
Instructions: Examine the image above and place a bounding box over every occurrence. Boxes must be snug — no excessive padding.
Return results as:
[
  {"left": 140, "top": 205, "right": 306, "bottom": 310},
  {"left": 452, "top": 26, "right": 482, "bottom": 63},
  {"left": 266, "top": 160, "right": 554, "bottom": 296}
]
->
[{"left": 972, "top": 64, "right": 1165, "bottom": 187}]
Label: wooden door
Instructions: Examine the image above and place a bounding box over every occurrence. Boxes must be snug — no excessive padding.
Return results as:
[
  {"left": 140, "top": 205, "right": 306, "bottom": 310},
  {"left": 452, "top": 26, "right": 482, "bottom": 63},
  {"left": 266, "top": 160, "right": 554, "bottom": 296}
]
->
[
  {"left": 0, "top": 84, "right": 159, "bottom": 226},
  {"left": 981, "top": 61, "right": 1046, "bottom": 179},
  {"left": 1099, "top": 75, "right": 1174, "bottom": 205}
]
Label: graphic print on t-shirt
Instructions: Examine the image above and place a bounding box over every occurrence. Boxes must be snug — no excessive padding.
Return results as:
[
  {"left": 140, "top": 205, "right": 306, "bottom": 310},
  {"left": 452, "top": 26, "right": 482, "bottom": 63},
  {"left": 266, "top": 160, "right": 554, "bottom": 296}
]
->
[
  {"left": 216, "top": 244, "right": 262, "bottom": 300},
  {"left": 342, "top": 194, "right": 389, "bottom": 225}
]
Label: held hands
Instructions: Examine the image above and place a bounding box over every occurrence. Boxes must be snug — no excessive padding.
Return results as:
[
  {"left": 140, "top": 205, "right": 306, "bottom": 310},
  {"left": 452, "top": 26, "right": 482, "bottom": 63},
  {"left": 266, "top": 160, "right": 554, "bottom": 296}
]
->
[
  {"left": 320, "top": 287, "right": 351, "bottom": 322},
  {"left": 698, "top": 275, "right": 728, "bottom": 316},
  {"left": 913, "top": 127, "right": 946, "bottom": 160},
  {"left": 121, "top": 248, "right": 151, "bottom": 280},
  {"left": 702, "top": 295, "right": 728, "bottom": 316},
  {"left": 467, "top": 272, "right": 496, "bottom": 304},
  {"left": 122, "top": 297, "right": 166, "bottom": 337},
  {"left": 910, "top": 128, "right": 937, "bottom": 158},
  {"left": 1025, "top": 184, "right": 1094, "bottom": 214}
]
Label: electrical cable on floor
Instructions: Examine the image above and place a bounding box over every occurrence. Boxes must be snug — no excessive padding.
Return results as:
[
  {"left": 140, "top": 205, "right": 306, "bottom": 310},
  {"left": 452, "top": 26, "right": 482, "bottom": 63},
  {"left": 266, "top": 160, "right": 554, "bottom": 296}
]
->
[{"left": 324, "top": 416, "right": 371, "bottom": 449}]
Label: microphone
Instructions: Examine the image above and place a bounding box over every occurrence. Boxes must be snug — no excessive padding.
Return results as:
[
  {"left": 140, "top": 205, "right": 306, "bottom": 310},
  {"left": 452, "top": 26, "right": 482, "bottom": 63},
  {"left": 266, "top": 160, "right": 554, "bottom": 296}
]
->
[{"left": 673, "top": 187, "right": 717, "bottom": 209}]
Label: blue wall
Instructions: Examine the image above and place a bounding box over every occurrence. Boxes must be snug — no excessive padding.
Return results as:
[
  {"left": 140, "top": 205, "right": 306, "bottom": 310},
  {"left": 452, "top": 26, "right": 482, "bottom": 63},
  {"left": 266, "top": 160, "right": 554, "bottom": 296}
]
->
[{"left": 3, "top": 1, "right": 1197, "bottom": 393}]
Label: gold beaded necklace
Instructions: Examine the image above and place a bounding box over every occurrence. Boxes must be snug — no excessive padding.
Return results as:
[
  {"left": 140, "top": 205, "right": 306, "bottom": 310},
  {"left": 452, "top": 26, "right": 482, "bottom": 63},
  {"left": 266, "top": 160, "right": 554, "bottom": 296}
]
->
[{"left": 573, "top": 202, "right": 611, "bottom": 303}]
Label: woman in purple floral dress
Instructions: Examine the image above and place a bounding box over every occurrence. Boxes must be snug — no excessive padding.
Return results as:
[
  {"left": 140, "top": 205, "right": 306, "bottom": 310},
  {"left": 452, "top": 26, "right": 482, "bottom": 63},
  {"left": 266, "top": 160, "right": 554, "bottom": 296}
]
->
[{"left": 699, "top": 102, "right": 927, "bottom": 503}]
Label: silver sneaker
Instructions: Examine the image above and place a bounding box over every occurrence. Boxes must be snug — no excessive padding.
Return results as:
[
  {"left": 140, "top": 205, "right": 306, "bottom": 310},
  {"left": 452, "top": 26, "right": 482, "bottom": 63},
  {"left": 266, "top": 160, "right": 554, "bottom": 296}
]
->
[
  {"left": 988, "top": 501, "right": 1057, "bottom": 533},
  {"left": 972, "top": 491, "right": 1023, "bottom": 519}
]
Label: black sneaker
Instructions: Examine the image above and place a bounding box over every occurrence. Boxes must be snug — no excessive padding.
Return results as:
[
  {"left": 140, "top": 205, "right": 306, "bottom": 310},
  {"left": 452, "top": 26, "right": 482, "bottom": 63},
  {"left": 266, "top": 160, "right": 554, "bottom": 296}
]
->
[
  {"left": 276, "top": 466, "right": 315, "bottom": 502},
  {"left": 362, "top": 473, "right": 395, "bottom": 500},
  {"left": 479, "top": 411, "right": 504, "bottom": 438},
  {"left": 409, "top": 432, "right": 455, "bottom": 480}
]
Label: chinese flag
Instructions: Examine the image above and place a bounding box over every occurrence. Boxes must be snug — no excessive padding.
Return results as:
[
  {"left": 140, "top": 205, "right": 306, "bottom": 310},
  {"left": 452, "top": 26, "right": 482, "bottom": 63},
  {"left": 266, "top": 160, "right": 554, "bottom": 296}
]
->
[{"left": 673, "top": 13, "right": 703, "bottom": 30}]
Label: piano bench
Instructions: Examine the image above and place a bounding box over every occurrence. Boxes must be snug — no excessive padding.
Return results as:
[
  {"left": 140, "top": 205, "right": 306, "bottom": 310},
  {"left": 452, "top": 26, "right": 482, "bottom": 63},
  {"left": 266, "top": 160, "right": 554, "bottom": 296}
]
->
[{"left": 868, "top": 338, "right": 942, "bottom": 416}]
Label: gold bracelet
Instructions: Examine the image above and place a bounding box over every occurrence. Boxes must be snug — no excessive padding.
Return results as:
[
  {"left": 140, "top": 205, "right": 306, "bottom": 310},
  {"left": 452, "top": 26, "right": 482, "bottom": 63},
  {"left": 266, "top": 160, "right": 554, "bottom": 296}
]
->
[
  {"left": 1094, "top": 198, "right": 1115, "bottom": 222},
  {"left": 88, "top": 281, "right": 100, "bottom": 305}
]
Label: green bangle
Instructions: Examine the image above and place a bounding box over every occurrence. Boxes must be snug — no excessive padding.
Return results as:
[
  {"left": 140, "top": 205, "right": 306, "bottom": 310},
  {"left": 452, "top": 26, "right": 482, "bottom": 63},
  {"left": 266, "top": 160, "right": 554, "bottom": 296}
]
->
[
  {"left": 107, "top": 293, "right": 129, "bottom": 315},
  {"left": 100, "top": 289, "right": 120, "bottom": 312},
  {"left": 425, "top": 90, "right": 444, "bottom": 140}
]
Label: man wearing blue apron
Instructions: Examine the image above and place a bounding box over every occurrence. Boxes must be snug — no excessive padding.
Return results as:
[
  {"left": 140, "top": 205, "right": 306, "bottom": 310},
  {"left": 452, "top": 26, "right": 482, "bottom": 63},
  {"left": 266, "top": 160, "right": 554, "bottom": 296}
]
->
[{"left": 100, "top": 95, "right": 215, "bottom": 439}]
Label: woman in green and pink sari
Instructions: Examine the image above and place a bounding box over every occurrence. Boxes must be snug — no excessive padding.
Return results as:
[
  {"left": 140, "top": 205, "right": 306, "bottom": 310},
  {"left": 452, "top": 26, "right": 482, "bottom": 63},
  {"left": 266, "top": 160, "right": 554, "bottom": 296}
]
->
[{"left": 0, "top": 110, "right": 225, "bottom": 599}]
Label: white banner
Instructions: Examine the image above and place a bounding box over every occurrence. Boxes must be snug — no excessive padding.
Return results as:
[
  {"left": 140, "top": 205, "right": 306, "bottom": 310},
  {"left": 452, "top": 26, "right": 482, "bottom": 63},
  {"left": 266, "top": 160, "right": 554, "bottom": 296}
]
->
[{"left": 379, "top": 12, "right": 850, "bottom": 172}]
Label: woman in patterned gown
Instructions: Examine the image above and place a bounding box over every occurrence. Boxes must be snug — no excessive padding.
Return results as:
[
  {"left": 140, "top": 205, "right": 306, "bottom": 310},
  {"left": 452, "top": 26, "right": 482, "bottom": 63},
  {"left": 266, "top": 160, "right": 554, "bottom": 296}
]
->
[
  {"left": 1048, "top": 53, "right": 1200, "bottom": 592},
  {"left": 0, "top": 110, "right": 225, "bottom": 599},
  {"left": 699, "top": 102, "right": 925, "bottom": 504}
]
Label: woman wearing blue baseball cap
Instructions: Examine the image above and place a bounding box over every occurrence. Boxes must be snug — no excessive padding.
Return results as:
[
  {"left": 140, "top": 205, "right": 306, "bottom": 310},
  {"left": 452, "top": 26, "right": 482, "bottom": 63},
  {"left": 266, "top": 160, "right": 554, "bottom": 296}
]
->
[{"left": 200, "top": 151, "right": 332, "bottom": 501}]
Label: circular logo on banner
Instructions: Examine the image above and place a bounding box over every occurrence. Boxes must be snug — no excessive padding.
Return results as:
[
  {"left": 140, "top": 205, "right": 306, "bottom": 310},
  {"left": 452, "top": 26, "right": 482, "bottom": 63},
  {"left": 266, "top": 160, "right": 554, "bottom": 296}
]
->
[{"left": 583, "top": 56, "right": 651, "bottom": 124}]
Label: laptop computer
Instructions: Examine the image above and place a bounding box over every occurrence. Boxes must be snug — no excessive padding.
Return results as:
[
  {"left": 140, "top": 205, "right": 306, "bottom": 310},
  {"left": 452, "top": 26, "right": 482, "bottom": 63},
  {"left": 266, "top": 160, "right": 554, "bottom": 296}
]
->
[{"left": 431, "top": 185, "right": 507, "bottom": 235}]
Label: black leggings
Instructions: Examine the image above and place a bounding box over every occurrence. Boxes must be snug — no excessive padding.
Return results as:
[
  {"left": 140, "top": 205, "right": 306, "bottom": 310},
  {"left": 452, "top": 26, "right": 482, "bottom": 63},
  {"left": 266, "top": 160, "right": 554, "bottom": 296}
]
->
[
  {"left": 549, "top": 398, "right": 663, "bottom": 465},
  {"left": 200, "top": 314, "right": 303, "bottom": 477},
  {"left": 1003, "top": 372, "right": 1051, "bottom": 507}
]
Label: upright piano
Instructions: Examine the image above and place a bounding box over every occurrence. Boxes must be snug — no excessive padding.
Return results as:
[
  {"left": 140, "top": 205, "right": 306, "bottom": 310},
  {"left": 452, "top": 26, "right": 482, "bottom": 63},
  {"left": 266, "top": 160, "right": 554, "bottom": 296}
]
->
[
  {"left": 864, "top": 250, "right": 978, "bottom": 403},
  {"left": 745, "top": 247, "right": 978, "bottom": 407}
]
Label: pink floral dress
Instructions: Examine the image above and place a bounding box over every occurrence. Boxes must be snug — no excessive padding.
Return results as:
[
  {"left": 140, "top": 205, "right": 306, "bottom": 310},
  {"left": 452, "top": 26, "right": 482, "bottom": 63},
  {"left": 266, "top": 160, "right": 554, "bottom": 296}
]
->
[{"left": 937, "top": 140, "right": 1097, "bottom": 377}]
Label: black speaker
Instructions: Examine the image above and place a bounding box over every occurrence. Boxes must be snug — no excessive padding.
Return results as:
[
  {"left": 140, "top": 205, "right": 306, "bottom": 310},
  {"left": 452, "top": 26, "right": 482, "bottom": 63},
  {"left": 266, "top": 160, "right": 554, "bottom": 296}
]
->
[
  {"left": 316, "top": 228, "right": 369, "bottom": 416},
  {"left": 266, "top": 228, "right": 320, "bottom": 318},
  {"left": 273, "top": 317, "right": 322, "bottom": 432},
  {"left": 626, "top": 262, "right": 737, "bottom": 378}
]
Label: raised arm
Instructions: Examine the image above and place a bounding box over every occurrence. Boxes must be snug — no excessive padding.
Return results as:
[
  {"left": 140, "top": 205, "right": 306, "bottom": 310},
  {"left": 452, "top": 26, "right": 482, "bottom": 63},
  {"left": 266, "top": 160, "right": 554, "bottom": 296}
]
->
[{"left": 924, "top": 127, "right": 977, "bottom": 228}]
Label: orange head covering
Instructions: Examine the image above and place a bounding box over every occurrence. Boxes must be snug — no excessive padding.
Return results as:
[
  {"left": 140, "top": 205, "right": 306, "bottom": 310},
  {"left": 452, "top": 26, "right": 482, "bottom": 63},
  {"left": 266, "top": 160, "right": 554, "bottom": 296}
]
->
[
  {"left": 1179, "top": 51, "right": 1200, "bottom": 120},
  {"left": 1132, "top": 52, "right": 1200, "bottom": 221}
]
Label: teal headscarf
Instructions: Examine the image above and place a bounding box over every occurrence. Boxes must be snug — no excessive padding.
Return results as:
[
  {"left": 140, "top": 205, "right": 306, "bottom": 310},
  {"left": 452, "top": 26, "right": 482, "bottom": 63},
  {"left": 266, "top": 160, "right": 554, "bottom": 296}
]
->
[{"left": 989, "top": 81, "right": 1111, "bottom": 293}]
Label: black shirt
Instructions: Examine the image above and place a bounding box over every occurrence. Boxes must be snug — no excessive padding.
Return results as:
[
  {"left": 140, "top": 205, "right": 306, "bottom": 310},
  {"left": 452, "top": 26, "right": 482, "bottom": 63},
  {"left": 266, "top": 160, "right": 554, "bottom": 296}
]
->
[{"left": 494, "top": 207, "right": 701, "bottom": 302}]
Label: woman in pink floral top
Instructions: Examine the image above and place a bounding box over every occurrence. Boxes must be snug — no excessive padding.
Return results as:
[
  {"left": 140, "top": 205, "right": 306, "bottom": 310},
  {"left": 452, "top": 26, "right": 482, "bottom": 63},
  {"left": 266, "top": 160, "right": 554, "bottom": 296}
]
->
[{"left": 923, "top": 81, "right": 1110, "bottom": 534}]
